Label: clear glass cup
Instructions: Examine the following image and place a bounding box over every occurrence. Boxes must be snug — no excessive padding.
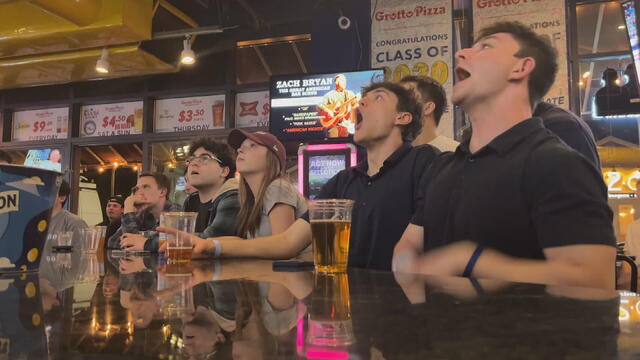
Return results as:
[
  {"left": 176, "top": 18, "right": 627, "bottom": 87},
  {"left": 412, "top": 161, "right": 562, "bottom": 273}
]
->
[
  {"left": 160, "top": 212, "right": 197, "bottom": 263},
  {"left": 308, "top": 199, "right": 354, "bottom": 273},
  {"left": 80, "top": 227, "right": 101, "bottom": 253}
]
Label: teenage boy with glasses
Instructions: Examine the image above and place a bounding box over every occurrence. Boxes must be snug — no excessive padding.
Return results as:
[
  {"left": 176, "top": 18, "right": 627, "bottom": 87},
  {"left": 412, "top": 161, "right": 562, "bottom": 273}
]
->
[{"left": 183, "top": 138, "right": 240, "bottom": 239}]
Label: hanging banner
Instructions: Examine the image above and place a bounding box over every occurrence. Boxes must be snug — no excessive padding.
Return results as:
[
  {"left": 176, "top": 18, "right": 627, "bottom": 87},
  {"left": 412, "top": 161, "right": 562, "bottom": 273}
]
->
[
  {"left": 81, "top": 101, "right": 143, "bottom": 137},
  {"left": 155, "top": 95, "right": 225, "bottom": 133},
  {"left": 12, "top": 107, "right": 68, "bottom": 141},
  {"left": 472, "top": 0, "right": 569, "bottom": 108},
  {"left": 235, "top": 91, "right": 270, "bottom": 128},
  {"left": 371, "top": 0, "right": 454, "bottom": 138}
]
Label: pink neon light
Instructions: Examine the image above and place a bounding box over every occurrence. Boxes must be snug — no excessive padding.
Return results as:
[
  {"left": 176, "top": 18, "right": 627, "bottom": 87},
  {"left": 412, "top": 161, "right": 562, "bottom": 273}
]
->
[
  {"left": 296, "top": 315, "right": 304, "bottom": 349},
  {"left": 297, "top": 153, "right": 305, "bottom": 195},
  {"left": 306, "top": 349, "right": 349, "bottom": 359},
  {"left": 305, "top": 144, "right": 349, "bottom": 151}
]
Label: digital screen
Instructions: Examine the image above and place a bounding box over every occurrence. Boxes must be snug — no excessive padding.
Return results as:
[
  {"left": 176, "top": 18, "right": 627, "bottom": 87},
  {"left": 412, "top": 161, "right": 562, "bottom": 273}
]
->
[
  {"left": 23, "top": 149, "right": 62, "bottom": 172},
  {"left": 270, "top": 69, "right": 384, "bottom": 141},
  {"left": 307, "top": 154, "right": 347, "bottom": 200},
  {"left": 623, "top": 1, "right": 640, "bottom": 91}
]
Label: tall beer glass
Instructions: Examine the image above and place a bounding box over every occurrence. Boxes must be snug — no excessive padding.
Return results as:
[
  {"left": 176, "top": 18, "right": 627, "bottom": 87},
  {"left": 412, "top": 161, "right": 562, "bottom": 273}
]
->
[{"left": 308, "top": 199, "right": 354, "bottom": 273}]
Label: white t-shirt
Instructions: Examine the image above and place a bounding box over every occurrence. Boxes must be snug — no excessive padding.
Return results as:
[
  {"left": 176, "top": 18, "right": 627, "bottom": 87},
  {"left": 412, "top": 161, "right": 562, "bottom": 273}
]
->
[
  {"left": 251, "top": 179, "right": 308, "bottom": 238},
  {"left": 429, "top": 135, "right": 460, "bottom": 153}
]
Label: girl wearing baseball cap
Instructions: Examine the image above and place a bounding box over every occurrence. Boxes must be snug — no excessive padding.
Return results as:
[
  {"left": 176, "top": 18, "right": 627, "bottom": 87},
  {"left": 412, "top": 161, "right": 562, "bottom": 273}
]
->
[{"left": 227, "top": 129, "right": 308, "bottom": 240}]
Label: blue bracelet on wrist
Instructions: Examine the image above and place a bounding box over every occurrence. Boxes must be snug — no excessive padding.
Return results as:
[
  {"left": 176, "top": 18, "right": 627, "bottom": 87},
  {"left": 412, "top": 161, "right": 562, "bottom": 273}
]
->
[{"left": 462, "top": 245, "right": 485, "bottom": 278}]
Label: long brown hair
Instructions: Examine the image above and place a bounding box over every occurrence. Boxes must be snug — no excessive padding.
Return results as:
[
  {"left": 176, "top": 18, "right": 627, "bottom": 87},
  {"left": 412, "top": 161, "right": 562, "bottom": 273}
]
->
[{"left": 236, "top": 150, "right": 286, "bottom": 238}]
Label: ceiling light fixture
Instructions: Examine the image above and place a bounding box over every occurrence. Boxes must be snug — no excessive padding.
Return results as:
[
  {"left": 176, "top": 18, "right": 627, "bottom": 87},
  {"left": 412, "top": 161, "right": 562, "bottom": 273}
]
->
[
  {"left": 180, "top": 35, "right": 196, "bottom": 65},
  {"left": 96, "top": 48, "right": 110, "bottom": 74}
]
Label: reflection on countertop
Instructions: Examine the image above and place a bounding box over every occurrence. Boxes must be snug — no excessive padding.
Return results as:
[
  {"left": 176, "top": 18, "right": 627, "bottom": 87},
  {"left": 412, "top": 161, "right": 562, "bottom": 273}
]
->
[{"left": 13, "top": 250, "right": 640, "bottom": 359}]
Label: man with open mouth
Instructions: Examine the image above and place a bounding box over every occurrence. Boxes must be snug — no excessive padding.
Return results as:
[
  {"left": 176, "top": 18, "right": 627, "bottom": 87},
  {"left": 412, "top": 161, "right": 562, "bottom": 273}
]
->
[
  {"left": 317, "top": 81, "right": 440, "bottom": 270},
  {"left": 393, "top": 21, "right": 616, "bottom": 290}
]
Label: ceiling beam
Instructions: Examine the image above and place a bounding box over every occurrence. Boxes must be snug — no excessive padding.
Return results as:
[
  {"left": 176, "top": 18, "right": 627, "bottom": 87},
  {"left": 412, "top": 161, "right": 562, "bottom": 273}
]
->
[{"left": 84, "top": 147, "right": 105, "bottom": 166}]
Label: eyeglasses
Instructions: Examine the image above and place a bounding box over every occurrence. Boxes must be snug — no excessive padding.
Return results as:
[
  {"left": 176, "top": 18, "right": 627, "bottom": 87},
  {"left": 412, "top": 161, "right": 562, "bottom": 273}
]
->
[{"left": 185, "top": 153, "right": 223, "bottom": 166}]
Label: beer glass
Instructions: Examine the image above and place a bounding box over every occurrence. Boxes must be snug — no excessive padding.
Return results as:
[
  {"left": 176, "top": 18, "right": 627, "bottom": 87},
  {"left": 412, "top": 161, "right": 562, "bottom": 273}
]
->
[
  {"left": 160, "top": 212, "right": 197, "bottom": 263},
  {"left": 307, "top": 273, "right": 354, "bottom": 346},
  {"left": 308, "top": 199, "right": 354, "bottom": 273}
]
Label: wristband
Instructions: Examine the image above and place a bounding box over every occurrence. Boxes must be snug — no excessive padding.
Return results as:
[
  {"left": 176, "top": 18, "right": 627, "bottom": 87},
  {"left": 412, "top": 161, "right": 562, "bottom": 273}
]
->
[
  {"left": 211, "top": 261, "right": 221, "bottom": 281},
  {"left": 211, "top": 239, "right": 222, "bottom": 258},
  {"left": 462, "top": 245, "right": 484, "bottom": 278}
]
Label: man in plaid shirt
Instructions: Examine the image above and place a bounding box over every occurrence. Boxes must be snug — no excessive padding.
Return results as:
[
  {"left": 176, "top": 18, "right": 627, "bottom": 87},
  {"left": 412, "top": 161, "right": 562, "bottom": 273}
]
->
[{"left": 108, "top": 172, "right": 181, "bottom": 252}]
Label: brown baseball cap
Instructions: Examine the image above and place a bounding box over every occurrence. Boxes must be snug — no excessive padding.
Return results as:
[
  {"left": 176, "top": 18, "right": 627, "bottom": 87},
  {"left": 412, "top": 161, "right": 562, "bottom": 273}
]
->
[{"left": 228, "top": 129, "right": 286, "bottom": 172}]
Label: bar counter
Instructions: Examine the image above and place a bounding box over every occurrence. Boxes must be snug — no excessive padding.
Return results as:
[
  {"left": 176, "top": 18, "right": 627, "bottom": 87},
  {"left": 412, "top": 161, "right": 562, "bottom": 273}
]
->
[{"left": 4, "top": 246, "right": 640, "bottom": 359}]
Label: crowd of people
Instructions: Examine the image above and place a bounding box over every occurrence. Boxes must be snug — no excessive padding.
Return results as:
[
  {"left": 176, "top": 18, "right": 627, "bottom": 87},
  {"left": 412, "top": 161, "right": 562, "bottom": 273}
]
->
[{"left": 22, "top": 21, "right": 621, "bottom": 290}]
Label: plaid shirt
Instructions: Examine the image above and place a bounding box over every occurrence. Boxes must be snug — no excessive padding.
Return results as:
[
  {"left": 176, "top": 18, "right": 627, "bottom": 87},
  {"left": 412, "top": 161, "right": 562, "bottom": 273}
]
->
[{"left": 107, "top": 200, "right": 181, "bottom": 251}]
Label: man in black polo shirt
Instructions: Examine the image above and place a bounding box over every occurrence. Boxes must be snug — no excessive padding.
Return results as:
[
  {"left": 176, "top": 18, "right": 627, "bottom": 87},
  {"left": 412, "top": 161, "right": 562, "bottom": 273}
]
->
[
  {"left": 318, "top": 82, "right": 439, "bottom": 270},
  {"left": 393, "top": 21, "right": 616, "bottom": 289}
]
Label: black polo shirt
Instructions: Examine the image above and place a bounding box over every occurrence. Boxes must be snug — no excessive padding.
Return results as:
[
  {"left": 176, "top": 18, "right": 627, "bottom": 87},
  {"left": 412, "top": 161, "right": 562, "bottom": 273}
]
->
[
  {"left": 411, "top": 118, "right": 615, "bottom": 259},
  {"left": 533, "top": 102, "right": 600, "bottom": 169},
  {"left": 319, "top": 143, "right": 439, "bottom": 270}
]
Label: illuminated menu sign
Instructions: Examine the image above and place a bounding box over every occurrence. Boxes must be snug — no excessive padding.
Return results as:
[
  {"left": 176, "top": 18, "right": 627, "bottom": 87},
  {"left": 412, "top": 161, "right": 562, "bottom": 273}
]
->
[
  {"left": 12, "top": 107, "right": 68, "bottom": 141},
  {"left": 155, "top": 95, "right": 225, "bottom": 133},
  {"left": 80, "top": 101, "right": 143, "bottom": 137}
]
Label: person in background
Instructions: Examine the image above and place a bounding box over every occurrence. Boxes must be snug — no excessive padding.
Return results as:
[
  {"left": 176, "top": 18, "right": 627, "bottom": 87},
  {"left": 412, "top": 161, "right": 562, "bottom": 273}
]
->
[
  {"left": 183, "top": 137, "right": 240, "bottom": 238},
  {"left": 533, "top": 102, "right": 601, "bottom": 169},
  {"left": 0, "top": 150, "right": 11, "bottom": 164},
  {"left": 393, "top": 21, "right": 616, "bottom": 289},
  {"left": 97, "top": 195, "right": 125, "bottom": 240},
  {"left": 595, "top": 68, "right": 630, "bottom": 116},
  {"left": 108, "top": 172, "right": 181, "bottom": 251},
  {"left": 624, "top": 63, "right": 639, "bottom": 99},
  {"left": 400, "top": 75, "right": 459, "bottom": 152},
  {"left": 49, "top": 179, "right": 88, "bottom": 247}
]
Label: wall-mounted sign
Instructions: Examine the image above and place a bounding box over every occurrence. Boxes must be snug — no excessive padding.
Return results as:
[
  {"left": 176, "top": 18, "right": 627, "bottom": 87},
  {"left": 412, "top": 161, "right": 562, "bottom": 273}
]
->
[
  {"left": 12, "top": 107, "right": 68, "bottom": 141},
  {"left": 80, "top": 101, "right": 143, "bottom": 137},
  {"left": 371, "top": 0, "right": 454, "bottom": 137},
  {"left": 235, "top": 91, "right": 270, "bottom": 128},
  {"left": 603, "top": 167, "right": 640, "bottom": 194},
  {"left": 155, "top": 95, "right": 225, "bottom": 133}
]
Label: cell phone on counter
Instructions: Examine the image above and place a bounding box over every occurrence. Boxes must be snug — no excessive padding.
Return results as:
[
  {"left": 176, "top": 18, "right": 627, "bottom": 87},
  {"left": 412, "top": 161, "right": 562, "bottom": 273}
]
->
[
  {"left": 110, "top": 250, "right": 151, "bottom": 257},
  {"left": 272, "top": 260, "right": 314, "bottom": 272}
]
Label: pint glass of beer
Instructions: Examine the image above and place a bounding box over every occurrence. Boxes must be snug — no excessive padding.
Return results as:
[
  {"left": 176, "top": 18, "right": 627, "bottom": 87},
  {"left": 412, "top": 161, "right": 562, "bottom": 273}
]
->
[
  {"left": 161, "top": 212, "right": 197, "bottom": 263},
  {"left": 308, "top": 199, "right": 354, "bottom": 273}
]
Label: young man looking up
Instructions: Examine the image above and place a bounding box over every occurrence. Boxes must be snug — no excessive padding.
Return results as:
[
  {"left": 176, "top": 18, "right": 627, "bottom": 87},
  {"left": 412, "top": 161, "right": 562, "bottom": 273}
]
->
[
  {"left": 183, "top": 137, "right": 240, "bottom": 238},
  {"left": 316, "top": 82, "right": 439, "bottom": 270},
  {"left": 108, "top": 172, "right": 181, "bottom": 251},
  {"left": 393, "top": 21, "right": 616, "bottom": 289},
  {"left": 400, "top": 75, "right": 459, "bottom": 152}
]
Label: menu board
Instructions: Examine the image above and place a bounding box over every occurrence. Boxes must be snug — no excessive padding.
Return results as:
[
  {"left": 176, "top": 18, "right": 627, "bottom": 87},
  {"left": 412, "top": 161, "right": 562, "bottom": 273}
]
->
[
  {"left": 155, "top": 95, "right": 225, "bottom": 133},
  {"left": 80, "top": 101, "right": 143, "bottom": 137},
  {"left": 235, "top": 91, "right": 270, "bottom": 128},
  {"left": 12, "top": 107, "right": 68, "bottom": 141}
]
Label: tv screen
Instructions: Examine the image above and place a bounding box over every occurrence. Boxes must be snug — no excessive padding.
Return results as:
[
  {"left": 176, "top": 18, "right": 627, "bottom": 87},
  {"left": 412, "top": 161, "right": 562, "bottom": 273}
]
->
[
  {"left": 623, "top": 1, "right": 640, "bottom": 93},
  {"left": 23, "top": 149, "right": 62, "bottom": 172},
  {"left": 270, "top": 69, "right": 385, "bottom": 141},
  {"left": 307, "top": 154, "right": 347, "bottom": 200}
]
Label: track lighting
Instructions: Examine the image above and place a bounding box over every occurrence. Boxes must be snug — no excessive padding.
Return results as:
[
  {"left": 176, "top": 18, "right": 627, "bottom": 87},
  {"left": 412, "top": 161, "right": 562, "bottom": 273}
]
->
[
  {"left": 180, "top": 35, "right": 196, "bottom": 65},
  {"left": 96, "top": 48, "right": 110, "bottom": 74}
]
